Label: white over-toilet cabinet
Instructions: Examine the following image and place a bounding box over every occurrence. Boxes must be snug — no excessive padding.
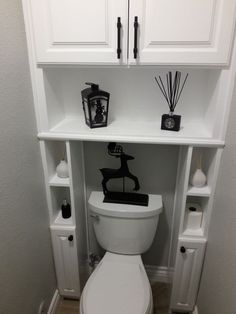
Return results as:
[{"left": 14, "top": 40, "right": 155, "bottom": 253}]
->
[
  {"left": 27, "top": 0, "right": 235, "bottom": 65},
  {"left": 22, "top": 0, "right": 236, "bottom": 313}
]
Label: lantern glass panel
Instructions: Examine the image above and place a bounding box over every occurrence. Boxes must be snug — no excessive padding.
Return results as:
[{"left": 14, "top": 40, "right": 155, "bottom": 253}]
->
[
  {"left": 82, "top": 99, "right": 90, "bottom": 125},
  {"left": 89, "top": 96, "right": 108, "bottom": 128}
]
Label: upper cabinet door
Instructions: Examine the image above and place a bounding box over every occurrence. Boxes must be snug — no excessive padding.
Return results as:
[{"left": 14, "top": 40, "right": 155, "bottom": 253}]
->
[
  {"left": 129, "top": 0, "right": 236, "bottom": 65},
  {"left": 28, "top": 0, "right": 128, "bottom": 64}
]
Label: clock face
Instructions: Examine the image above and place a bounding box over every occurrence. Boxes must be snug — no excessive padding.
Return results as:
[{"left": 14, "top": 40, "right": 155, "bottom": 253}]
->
[{"left": 164, "top": 117, "right": 175, "bottom": 129}]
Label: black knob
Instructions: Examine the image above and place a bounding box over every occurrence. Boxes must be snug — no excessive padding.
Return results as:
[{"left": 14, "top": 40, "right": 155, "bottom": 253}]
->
[
  {"left": 68, "top": 235, "right": 73, "bottom": 242},
  {"left": 180, "top": 246, "right": 186, "bottom": 253}
]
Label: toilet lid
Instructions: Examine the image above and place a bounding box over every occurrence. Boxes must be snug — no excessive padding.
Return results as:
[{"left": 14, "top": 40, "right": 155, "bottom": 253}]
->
[{"left": 82, "top": 259, "right": 150, "bottom": 314}]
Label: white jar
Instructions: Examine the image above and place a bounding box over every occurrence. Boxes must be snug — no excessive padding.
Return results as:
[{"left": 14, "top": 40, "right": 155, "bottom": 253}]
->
[
  {"left": 191, "top": 168, "right": 207, "bottom": 188},
  {"left": 56, "top": 160, "right": 69, "bottom": 178}
]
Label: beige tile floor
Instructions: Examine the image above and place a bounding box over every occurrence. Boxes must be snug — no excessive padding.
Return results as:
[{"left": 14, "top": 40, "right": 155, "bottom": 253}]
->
[{"left": 55, "top": 282, "right": 171, "bottom": 314}]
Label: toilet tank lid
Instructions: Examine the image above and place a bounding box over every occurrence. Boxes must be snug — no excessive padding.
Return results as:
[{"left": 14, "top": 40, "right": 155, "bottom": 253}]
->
[{"left": 88, "top": 191, "right": 163, "bottom": 218}]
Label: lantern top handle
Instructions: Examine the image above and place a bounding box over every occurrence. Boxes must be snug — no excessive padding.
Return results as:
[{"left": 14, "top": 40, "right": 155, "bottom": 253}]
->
[{"left": 85, "top": 82, "right": 99, "bottom": 91}]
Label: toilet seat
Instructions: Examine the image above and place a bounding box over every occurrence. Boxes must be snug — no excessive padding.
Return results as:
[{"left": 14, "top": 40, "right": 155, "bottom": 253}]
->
[{"left": 80, "top": 252, "right": 153, "bottom": 314}]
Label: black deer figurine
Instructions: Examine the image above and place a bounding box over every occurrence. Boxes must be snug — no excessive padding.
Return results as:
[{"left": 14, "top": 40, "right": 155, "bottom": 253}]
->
[{"left": 100, "top": 143, "right": 140, "bottom": 195}]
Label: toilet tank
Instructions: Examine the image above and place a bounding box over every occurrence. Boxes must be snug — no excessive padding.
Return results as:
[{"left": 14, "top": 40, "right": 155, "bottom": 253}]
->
[{"left": 88, "top": 192, "right": 163, "bottom": 255}]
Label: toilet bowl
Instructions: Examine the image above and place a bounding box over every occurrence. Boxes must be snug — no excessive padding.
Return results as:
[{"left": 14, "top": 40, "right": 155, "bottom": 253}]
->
[
  {"left": 80, "top": 191, "right": 162, "bottom": 314},
  {"left": 80, "top": 252, "right": 153, "bottom": 314}
]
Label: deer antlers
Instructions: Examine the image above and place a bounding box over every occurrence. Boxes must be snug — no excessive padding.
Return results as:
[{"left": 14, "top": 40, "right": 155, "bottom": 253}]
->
[{"left": 107, "top": 142, "right": 123, "bottom": 157}]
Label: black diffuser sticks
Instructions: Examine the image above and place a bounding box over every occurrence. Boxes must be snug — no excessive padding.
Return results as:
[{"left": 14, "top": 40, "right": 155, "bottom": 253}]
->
[
  {"left": 155, "top": 71, "right": 188, "bottom": 113},
  {"left": 155, "top": 71, "right": 188, "bottom": 131}
]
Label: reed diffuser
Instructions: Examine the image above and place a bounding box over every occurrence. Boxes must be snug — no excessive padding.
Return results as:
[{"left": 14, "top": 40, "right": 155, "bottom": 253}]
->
[{"left": 155, "top": 71, "right": 188, "bottom": 131}]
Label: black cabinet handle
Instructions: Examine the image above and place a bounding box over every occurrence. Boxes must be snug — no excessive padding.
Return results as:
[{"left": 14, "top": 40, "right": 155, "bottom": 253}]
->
[
  {"left": 133, "top": 16, "right": 139, "bottom": 59},
  {"left": 180, "top": 246, "right": 186, "bottom": 253},
  {"left": 117, "top": 17, "right": 122, "bottom": 59},
  {"left": 68, "top": 235, "right": 73, "bottom": 242}
]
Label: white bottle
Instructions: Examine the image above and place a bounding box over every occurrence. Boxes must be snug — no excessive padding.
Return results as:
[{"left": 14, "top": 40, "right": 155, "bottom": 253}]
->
[
  {"left": 56, "top": 160, "right": 69, "bottom": 178},
  {"left": 191, "top": 168, "right": 207, "bottom": 188}
]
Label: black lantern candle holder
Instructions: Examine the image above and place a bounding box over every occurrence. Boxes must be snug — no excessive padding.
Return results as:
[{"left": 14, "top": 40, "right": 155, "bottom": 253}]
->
[
  {"left": 81, "top": 82, "right": 110, "bottom": 128},
  {"left": 155, "top": 71, "right": 188, "bottom": 132}
]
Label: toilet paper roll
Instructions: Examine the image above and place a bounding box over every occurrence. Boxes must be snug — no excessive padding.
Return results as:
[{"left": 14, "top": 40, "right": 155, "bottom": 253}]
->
[{"left": 185, "top": 203, "right": 203, "bottom": 230}]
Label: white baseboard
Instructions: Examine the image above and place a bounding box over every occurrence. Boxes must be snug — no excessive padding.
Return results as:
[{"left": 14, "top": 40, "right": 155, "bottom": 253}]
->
[
  {"left": 145, "top": 265, "right": 174, "bottom": 283},
  {"left": 192, "top": 306, "right": 199, "bottom": 314},
  {"left": 47, "top": 289, "right": 60, "bottom": 314}
]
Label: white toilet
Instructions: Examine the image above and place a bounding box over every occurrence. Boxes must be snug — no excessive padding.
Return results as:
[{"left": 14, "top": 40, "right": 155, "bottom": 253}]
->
[{"left": 80, "top": 191, "right": 163, "bottom": 314}]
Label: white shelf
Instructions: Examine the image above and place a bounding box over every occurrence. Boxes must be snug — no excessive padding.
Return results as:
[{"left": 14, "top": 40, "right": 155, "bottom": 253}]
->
[
  {"left": 182, "top": 228, "right": 204, "bottom": 237},
  {"left": 187, "top": 185, "right": 211, "bottom": 197},
  {"left": 49, "top": 174, "right": 70, "bottom": 187},
  {"left": 38, "top": 117, "right": 224, "bottom": 146},
  {"left": 52, "top": 211, "right": 74, "bottom": 227}
]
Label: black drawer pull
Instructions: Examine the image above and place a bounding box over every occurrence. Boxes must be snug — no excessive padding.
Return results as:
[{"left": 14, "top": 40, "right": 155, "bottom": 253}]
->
[
  {"left": 117, "top": 17, "right": 122, "bottom": 59},
  {"left": 133, "top": 16, "right": 139, "bottom": 59},
  {"left": 180, "top": 246, "right": 186, "bottom": 253}
]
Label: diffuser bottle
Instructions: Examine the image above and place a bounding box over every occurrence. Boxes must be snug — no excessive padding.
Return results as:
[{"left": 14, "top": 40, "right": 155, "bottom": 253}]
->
[
  {"left": 155, "top": 71, "right": 188, "bottom": 132},
  {"left": 61, "top": 200, "right": 71, "bottom": 219},
  {"left": 161, "top": 111, "right": 181, "bottom": 131}
]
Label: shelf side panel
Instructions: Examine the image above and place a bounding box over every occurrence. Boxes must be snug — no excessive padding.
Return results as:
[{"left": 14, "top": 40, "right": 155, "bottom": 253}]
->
[
  {"left": 68, "top": 141, "right": 89, "bottom": 288},
  {"left": 169, "top": 146, "right": 193, "bottom": 266}
]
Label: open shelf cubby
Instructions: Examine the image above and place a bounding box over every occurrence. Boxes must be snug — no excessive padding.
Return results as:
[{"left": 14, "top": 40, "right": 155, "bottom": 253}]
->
[
  {"left": 182, "top": 196, "right": 209, "bottom": 238},
  {"left": 189, "top": 147, "right": 218, "bottom": 197},
  {"left": 42, "top": 140, "right": 70, "bottom": 187},
  {"left": 50, "top": 186, "right": 73, "bottom": 226},
  {"left": 38, "top": 68, "right": 225, "bottom": 145}
]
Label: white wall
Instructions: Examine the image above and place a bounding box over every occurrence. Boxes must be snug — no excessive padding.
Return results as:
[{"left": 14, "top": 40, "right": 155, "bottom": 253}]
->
[
  {"left": 197, "top": 81, "right": 236, "bottom": 313},
  {"left": 0, "top": 1, "right": 56, "bottom": 313}
]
